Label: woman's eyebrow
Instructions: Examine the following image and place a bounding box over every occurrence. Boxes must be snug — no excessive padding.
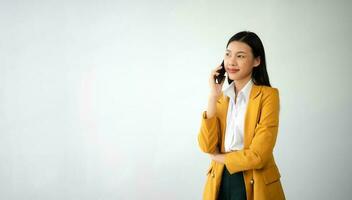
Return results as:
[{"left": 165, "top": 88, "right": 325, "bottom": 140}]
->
[{"left": 226, "top": 49, "right": 247, "bottom": 54}]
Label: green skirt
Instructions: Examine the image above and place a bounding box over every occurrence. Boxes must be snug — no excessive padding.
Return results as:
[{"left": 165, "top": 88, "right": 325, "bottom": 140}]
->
[{"left": 218, "top": 166, "right": 247, "bottom": 200}]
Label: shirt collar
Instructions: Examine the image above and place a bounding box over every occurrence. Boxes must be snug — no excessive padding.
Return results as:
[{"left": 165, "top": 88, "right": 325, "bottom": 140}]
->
[{"left": 223, "top": 79, "right": 253, "bottom": 103}]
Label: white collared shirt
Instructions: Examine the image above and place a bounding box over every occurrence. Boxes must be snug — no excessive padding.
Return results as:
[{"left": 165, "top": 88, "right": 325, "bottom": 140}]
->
[{"left": 222, "top": 79, "right": 253, "bottom": 152}]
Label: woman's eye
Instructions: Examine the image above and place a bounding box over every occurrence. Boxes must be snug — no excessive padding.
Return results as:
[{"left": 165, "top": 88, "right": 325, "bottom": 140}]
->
[
  {"left": 225, "top": 53, "right": 230, "bottom": 56},
  {"left": 237, "top": 55, "right": 245, "bottom": 58}
]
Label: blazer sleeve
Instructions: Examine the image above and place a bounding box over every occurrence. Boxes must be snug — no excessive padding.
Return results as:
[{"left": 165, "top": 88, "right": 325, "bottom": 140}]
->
[
  {"left": 197, "top": 103, "right": 221, "bottom": 154},
  {"left": 224, "top": 88, "right": 280, "bottom": 174}
]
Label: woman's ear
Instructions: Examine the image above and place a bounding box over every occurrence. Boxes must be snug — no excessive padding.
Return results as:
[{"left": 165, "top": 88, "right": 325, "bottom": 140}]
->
[{"left": 253, "top": 56, "right": 261, "bottom": 67}]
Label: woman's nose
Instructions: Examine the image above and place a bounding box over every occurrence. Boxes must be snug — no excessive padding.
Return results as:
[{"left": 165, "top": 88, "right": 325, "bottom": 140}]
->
[
  {"left": 229, "top": 56, "right": 237, "bottom": 66},
  {"left": 229, "top": 58, "right": 237, "bottom": 66}
]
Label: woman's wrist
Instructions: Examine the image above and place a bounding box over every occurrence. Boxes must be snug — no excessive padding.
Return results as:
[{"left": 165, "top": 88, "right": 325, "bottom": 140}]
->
[
  {"left": 206, "top": 95, "right": 218, "bottom": 118},
  {"left": 208, "top": 93, "right": 220, "bottom": 100}
]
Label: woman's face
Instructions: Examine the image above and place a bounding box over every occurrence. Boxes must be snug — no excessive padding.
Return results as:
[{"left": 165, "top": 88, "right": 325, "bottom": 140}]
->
[{"left": 224, "top": 41, "right": 260, "bottom": 82}]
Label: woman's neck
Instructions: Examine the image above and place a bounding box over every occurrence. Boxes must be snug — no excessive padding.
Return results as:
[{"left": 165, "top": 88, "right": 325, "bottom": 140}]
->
[{"left": 234, "top": 76, "right": 252, "bottom": 95}]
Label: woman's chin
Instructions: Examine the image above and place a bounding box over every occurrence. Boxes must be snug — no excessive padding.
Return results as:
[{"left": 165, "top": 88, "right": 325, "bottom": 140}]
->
[{"left": 227, "top": 74, "right": 239, "bottom": 81}]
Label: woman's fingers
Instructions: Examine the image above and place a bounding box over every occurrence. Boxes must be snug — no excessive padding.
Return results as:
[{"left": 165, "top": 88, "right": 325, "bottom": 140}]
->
[
  {"left": 211, "top": 65, "right": 223, "bottom": 75},
  {"left": 213, "top": 65, "right": 222, "bottom": 71}
]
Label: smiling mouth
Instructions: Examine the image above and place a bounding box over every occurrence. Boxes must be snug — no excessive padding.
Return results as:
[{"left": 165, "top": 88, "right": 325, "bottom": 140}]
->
[{"left": 228, "top": 69, "right": 240, "bottom": 73}]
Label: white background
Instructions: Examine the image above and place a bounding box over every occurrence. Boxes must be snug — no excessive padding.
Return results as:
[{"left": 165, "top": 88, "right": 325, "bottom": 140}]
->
[{"left": 1, "top": 0, "right": 351, "bottom": 199}]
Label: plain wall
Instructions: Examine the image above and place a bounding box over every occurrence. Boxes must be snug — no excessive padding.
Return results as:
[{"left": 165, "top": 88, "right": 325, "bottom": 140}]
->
[{"left": 1, "top": 0, "right": 351, "bottom": 199}]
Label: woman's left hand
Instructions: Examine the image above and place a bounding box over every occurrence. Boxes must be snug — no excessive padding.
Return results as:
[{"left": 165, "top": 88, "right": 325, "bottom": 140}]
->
[{"left": 209, "top": 151, "right": 225, "bottom": 164}]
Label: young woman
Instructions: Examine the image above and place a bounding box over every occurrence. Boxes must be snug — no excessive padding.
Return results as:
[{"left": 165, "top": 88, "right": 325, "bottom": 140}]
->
[{"left": 197, "top": 31, "right": 285, "bottom": 200}]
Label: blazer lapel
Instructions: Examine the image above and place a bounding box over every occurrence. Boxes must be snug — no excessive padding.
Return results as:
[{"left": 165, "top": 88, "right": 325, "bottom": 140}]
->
[
  {"left": 217, "top": 94, "right": 229, "bottom": 153},
  {"left": 244, "top": 84, "right": 262, "bottom": 148}
]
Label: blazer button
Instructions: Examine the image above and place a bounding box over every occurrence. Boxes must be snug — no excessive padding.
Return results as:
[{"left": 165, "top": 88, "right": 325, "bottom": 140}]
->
[{"left": 250, "top": 179, "right": 254, "bottom": 184}]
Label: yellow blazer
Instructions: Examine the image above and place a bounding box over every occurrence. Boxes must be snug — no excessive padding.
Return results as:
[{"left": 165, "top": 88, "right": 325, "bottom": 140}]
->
[{"left": 198, "top": 84, "right": 285, "bottom": 200}]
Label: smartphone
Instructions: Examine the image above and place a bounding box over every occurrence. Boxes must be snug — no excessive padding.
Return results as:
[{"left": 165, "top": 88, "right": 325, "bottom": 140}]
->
[{"left": 214, "top": 60, "right": 226, "bottom": 84}]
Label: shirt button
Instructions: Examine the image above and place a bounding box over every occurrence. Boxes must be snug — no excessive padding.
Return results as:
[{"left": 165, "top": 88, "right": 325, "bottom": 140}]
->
[
  {"left": 212, "top": 173, "right": 215, "bottom": 178},
  {"left": 250, "top": 179, "right": 254, "bottom": 184}
]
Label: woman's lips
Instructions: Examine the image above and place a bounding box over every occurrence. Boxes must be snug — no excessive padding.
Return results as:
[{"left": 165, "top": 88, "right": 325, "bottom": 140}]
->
[{"left": 228, "top": 69, "right": 240, "bottom": 73}]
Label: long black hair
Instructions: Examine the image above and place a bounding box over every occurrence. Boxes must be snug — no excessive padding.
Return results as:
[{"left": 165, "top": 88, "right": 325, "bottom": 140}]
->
[{"left": 226, "top": 31, "right": 271, "bottom": 87}]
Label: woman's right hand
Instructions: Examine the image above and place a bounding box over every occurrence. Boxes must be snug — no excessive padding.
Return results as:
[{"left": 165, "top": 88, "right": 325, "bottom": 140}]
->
[{"left": 208, "top": 64, "right": 225, "bottom": 98}]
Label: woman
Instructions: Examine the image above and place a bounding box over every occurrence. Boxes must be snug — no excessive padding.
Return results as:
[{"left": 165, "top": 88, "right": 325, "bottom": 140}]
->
[{"left": 197, "top": 31, "right": 285, "bottom": 200}]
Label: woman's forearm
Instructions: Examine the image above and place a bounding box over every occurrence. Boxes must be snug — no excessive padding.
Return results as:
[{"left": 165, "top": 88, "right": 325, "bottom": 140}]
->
[{"left": 206, "top": 95, "right": 218, "bottom": 118}]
